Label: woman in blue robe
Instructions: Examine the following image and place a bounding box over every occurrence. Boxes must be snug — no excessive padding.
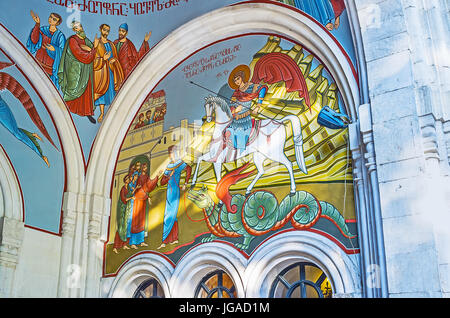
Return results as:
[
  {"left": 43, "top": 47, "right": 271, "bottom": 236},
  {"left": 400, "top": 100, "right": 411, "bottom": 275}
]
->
[{"left": 158, "top": 146, "right": 192, "bottom": 249}]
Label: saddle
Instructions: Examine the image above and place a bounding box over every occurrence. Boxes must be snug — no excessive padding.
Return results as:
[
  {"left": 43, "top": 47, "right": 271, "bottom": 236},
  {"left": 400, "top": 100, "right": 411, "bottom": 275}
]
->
[{"left": 221, "top": 119, "right": 262, "bottom": 161}]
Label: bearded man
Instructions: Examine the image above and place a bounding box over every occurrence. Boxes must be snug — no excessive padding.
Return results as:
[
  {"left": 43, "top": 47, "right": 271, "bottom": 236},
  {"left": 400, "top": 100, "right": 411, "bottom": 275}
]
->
[{"left": 58, "top": 21, "right": 99, "bottom": 124}]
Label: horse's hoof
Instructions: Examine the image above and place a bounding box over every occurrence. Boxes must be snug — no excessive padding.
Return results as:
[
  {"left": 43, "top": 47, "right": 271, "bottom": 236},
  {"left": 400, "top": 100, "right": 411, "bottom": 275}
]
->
[
  {"left": 217, "top": 202, "right": 224, "bottom": 210},
  {"left": 289, "top": 191, "right": 296, "bottom": 197},
  {"left": 245, "top": 192, "right": 251, "bottom": 198}
]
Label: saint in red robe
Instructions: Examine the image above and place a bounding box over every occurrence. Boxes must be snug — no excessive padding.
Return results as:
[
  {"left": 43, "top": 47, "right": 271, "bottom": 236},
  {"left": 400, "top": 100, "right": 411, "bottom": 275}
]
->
[
  {"left": 130, "top": 173, "right": 159, "bottom": 244},
  {"left": 113, "top": 38, "right": 150, "bottom": 80},
  {"left": 251, "top": 52, "right": 311, "bottom": 110}
]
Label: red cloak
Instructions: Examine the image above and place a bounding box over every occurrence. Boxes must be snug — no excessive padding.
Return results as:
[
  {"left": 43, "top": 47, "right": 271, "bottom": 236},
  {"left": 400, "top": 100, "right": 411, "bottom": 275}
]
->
[{"left": 251, "top": 52, "right": 311, "bottom": 109}]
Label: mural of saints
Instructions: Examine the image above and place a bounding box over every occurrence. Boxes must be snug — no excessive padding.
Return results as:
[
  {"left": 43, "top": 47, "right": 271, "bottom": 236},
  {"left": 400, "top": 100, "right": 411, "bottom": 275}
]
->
[
  {"left": 92, "top": 24, "right": 124, "bottom": 123},
  {"left": 0, "top": 61, "right": 57, "bottom": 166},
  {"left": 26, "top": 14, "right": 152, "bottom": 126}
]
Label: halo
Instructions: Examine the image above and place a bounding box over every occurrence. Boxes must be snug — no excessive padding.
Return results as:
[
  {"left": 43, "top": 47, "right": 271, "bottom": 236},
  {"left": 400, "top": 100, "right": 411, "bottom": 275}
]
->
[{"left": 228, "top": 64, "right": 251, "bottom": 90}]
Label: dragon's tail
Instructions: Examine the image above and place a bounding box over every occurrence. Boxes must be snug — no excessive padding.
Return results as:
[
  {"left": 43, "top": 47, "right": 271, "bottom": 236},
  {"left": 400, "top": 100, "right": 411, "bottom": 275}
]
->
[{"left": 319, "top": 201, "right": 356, "bottom": 239}]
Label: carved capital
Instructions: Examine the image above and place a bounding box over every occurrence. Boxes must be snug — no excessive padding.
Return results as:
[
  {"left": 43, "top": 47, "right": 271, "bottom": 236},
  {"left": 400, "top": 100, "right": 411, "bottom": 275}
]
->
[
  {"left": 418, "top": 114, "right": 440, "bottom": 163},
  {"left": 87, "top": 194, "right": 110, "bottom": 240}
]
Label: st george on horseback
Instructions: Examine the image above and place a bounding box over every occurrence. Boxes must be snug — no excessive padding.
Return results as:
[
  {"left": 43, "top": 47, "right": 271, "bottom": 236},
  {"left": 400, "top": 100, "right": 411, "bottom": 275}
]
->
[{"left": 190, "top": 52, "right": 312, "bottom": 196}]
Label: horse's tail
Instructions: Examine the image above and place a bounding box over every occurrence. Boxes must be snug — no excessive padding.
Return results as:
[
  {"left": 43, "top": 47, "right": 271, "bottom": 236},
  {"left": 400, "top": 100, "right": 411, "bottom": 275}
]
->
[{"left": 282, "top": 115, "right": 308, "bottom": 174}]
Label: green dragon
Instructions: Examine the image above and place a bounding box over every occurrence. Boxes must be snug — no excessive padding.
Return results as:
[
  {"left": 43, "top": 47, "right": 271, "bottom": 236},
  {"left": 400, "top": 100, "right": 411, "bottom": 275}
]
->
[{"left": 187, "top": 163, "right": 356, "bottom": 250}]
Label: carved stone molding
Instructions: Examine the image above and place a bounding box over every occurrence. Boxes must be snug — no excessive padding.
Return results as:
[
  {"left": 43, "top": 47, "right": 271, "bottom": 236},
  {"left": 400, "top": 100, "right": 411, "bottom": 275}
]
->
[{"left": 418, "top": 114, "right": 440, "bottom": 167}]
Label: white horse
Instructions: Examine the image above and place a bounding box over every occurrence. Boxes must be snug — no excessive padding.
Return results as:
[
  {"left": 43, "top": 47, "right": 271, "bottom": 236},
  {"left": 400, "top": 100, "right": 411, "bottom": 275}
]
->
[{"left": 191, "top": 95, "right": 308, "bottom": 195}]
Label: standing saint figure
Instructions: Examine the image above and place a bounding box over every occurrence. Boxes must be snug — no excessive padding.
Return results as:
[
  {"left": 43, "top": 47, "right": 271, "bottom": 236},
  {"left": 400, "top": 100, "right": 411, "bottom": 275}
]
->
[
  {"left": 113, "top": 174, "right": 133, "bottom": 254},
  {"left": 26, "top": 11, "right": 66, "bottom": 90},
  {"left": 330, "top": 0, "right": 346, "bottom": 30},
  {"left": 278, "top": 0, "right": 345, "bottom": 31},
  {"left": 58, "top": 21, "right": 99, "bottom": 124},
  {"left": 113, "top": 23, "right": 151, "bottom": 80},
  {"left": 157, "top": 146, "right": 192, "bottom": 249},
  {"left": 93, "top": 24, "right": 124, "bottom": 123},
  {"left": 129, "top": 163, "right": 161, "bottom": 249}
]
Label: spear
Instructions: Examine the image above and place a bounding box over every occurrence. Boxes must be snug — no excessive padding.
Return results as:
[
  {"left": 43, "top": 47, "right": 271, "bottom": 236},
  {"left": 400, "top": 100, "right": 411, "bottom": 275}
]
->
[{"left": 189, "top": 80, "right": 289, "bottom": 125}]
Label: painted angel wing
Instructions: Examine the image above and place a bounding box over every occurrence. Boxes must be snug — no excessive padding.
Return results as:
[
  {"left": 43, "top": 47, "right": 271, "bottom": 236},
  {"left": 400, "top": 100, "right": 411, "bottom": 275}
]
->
[{"left": 0, "top": 64, "right": 57, "bottom": 149}]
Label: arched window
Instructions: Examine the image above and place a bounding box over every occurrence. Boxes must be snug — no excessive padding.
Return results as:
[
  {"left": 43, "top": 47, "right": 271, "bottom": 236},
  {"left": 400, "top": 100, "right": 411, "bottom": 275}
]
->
[
  {"left": 194, "top": 270, "right": 237, "bottom": 298},
  {"left": 269, "top": 262, "right": 332, "bottom": 298},
  {"left": 133, "top": 278, "right": 165, "bottom": 298}
]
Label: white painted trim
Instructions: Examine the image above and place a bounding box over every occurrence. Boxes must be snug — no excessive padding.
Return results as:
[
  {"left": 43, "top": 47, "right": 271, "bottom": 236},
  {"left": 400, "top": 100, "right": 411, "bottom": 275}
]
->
[{"left": 170, "top": 243, "right": 247, "bottom": 298}]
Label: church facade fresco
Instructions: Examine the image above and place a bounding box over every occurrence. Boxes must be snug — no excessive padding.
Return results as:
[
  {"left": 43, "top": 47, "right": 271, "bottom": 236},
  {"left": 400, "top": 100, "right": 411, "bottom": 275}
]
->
[
  {"left": 104, "top": 34, "right": 358, "bottom": 276},
  {"left": 0, "top": 0, "right": 358, "bottom": 254}
]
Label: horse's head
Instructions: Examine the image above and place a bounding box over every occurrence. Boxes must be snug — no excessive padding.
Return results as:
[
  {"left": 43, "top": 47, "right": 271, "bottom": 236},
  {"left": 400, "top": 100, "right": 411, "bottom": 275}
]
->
[
  {"left": 204, "top": 96, "right": 214, "bottom": 123},
  {"left": 204, "top": 95, "right": 233, "bottom": 124}
]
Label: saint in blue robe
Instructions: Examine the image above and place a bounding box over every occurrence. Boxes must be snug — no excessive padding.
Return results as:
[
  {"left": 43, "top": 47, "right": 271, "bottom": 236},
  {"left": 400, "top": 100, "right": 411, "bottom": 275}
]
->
[{"left": 26, "top": 26, "right": 66, "bottom": 91}]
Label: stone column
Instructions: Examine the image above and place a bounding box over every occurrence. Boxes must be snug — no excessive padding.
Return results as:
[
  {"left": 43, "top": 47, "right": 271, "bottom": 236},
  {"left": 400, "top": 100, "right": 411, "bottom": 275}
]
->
[{"left": 0, "top": 217, "right": 24, "bottom": 297}]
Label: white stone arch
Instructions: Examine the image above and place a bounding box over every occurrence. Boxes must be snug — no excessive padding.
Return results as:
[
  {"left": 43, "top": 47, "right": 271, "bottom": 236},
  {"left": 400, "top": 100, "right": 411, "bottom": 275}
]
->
[
  {"left": 245, "top": 231, "right": 361, "bottom": 298},
  {"left": 107, "top": 253, "right": 174, "bottom": 298},
  {"left": 169, "top": 243, "right": 247, "bottom": 298}
]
